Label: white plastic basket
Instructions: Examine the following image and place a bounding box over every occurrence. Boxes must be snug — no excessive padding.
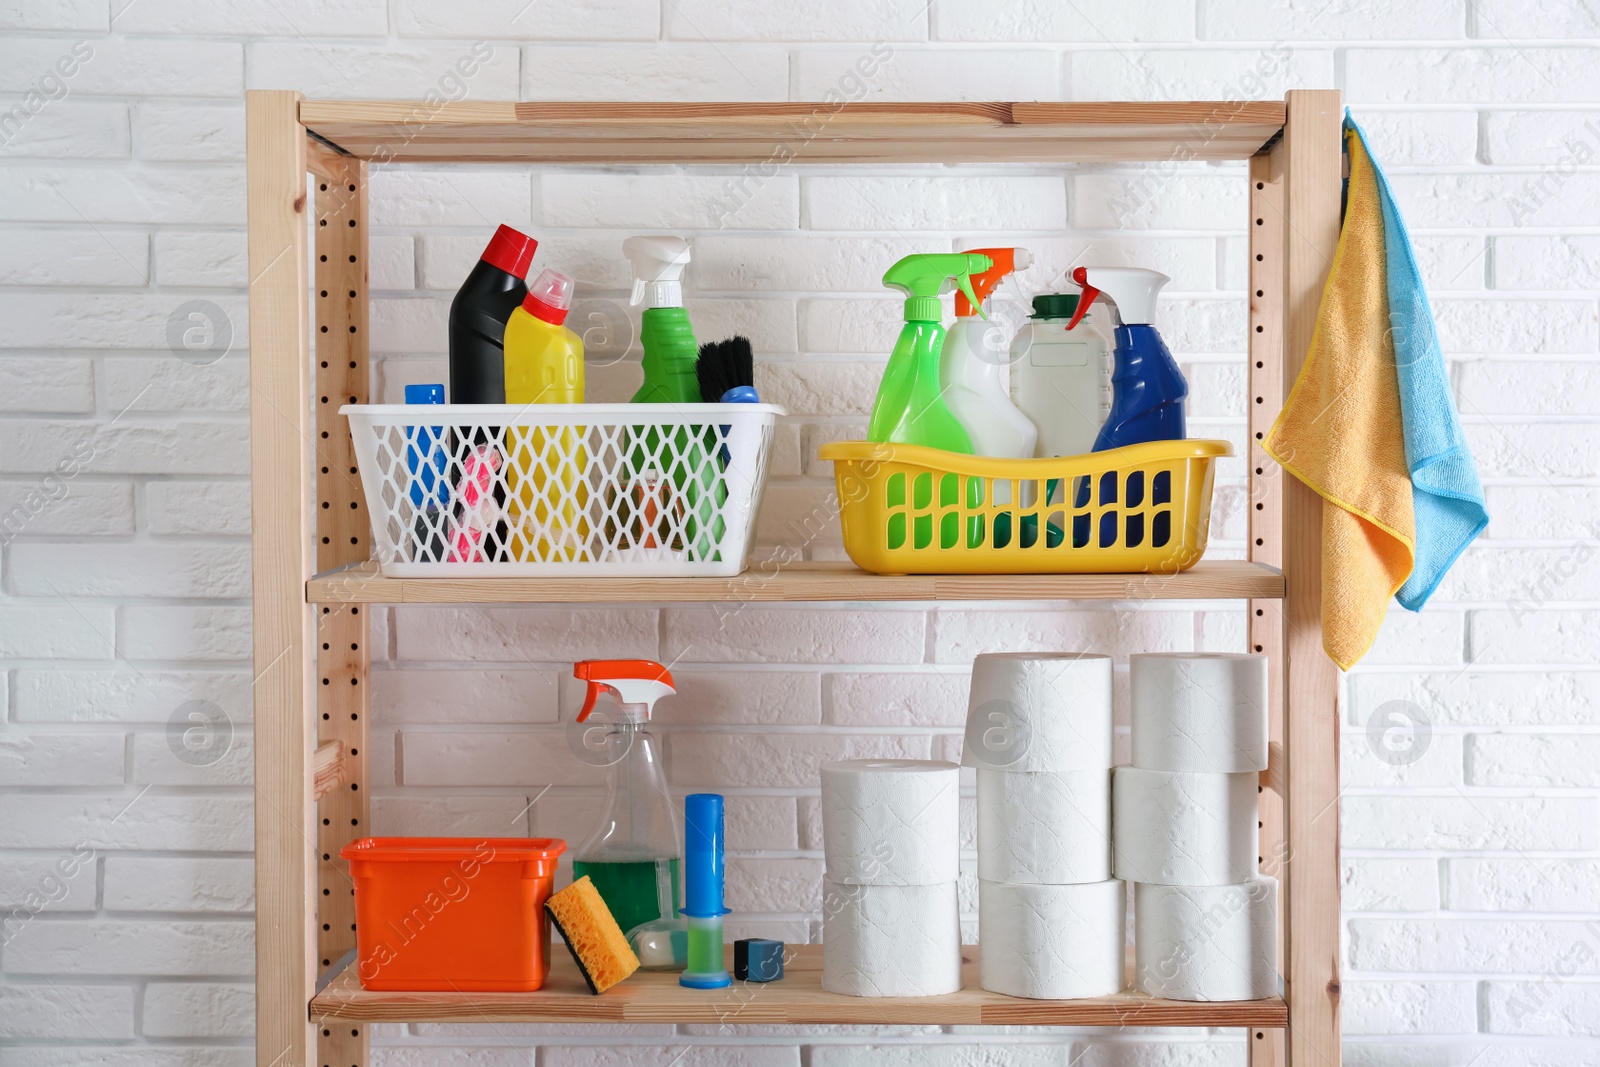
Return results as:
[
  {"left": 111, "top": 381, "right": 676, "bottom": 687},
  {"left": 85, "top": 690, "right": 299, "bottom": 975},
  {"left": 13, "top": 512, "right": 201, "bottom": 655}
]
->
[{"left": 341, "top": 403, "right": 784, "bottom": 577}]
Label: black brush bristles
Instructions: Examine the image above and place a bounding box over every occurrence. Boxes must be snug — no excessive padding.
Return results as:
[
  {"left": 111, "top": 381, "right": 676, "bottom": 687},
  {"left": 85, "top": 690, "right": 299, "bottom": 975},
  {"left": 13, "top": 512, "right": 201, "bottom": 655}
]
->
[{"left": 695, "top": 336, "right": 755, "bottom": 403}]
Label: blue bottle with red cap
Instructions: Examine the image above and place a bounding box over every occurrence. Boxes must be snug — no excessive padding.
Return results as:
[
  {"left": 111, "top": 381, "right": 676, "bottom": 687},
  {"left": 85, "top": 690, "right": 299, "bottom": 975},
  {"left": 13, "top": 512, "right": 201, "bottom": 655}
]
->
[{"left": 448, "top": 224, "right": 538, "bottom": 404}]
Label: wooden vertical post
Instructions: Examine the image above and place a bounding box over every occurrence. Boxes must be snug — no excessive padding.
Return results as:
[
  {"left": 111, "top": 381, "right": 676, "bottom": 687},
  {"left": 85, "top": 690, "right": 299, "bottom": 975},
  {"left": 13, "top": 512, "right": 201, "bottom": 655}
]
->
[
  {"left": 1278, "top": 88, "right": 1344, "bottom": 1067},
  {"left": 1248, "top": 141, "right": 1289, "bottom": 1067},
  {"left": 247, "top": 89, "right": 316, "bottom": 1067},
  {"left": 309, "top": 139, "right": 373, "bottom": 1067}
]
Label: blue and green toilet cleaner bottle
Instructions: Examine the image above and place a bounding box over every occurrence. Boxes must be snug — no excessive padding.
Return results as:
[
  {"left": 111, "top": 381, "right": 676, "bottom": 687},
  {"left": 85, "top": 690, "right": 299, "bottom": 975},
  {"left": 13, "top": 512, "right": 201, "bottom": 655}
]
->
[
  {"left": 678, "top": 793, "right": 731, "bottom": 989},
  {"left": 621, "top": 236, "right": 718, "bottom": 561},
  {"left": 1065, "top": 266, "right": 1189, "bottom": 536}
]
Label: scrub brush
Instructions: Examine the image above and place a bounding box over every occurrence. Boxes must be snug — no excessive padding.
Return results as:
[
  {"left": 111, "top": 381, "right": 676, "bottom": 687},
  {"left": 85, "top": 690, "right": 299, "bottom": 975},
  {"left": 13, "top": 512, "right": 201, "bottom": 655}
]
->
[
  {"left": 695, "top": 336, "right": 758, "bottom": 405},
  {"left": 695, "top": 336, "right": 759, "bottom": 463}
]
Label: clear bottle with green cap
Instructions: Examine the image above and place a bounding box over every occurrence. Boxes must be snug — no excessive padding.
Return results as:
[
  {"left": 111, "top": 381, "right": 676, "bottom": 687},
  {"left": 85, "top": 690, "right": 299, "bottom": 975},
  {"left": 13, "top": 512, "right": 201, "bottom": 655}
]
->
[
  {"left": 867, "top": 253, "right": 991, "bottom": 452},
  {"left": 1008, "top": 292, "right": 1112, "bottom": 459}
]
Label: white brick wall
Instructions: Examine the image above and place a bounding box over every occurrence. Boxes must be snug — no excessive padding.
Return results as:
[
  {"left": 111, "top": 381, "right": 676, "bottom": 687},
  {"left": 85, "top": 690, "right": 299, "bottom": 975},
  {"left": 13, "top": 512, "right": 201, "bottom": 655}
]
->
[{"left": 0, "top": 3, "right": 1596, "bottom": 1065}]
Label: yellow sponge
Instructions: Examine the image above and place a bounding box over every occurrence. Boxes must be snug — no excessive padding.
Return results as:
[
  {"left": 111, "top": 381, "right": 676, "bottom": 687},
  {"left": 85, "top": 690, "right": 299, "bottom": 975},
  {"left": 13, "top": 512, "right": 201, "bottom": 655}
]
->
[{"left": 545, "top": 875, "right": 640, "bottom": 994}]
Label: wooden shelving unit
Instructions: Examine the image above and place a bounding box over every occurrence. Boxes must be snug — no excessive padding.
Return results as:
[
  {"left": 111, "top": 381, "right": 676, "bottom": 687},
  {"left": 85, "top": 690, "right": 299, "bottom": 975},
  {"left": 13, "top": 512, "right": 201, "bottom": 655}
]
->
[
  {"left": 311, "top": 945, "right": 1289, "bottom": 1028},
  {"left": 248, "top": 91, "right": 1343, "bottom": 1067},
  {"left": 306, "top": 559, "right": 1286, "bottom": 604}
]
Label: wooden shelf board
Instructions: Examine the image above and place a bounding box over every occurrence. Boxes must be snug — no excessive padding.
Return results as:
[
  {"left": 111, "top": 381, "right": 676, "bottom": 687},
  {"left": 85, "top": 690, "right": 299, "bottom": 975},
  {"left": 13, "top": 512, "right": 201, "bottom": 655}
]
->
[
  {"left": 306, "top": 559, "right": 1284, "bottom": 604},
  {"left": 310, "top": 944, "right": 1286, "bottom": 1027},
  {"left": 299, "top": 100, "right": 1285, "bottom": 164}
]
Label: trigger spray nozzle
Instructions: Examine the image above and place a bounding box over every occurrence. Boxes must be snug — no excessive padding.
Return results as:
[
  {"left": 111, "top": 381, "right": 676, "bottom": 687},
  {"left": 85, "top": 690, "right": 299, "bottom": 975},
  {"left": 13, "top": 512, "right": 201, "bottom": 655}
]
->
[
  {"left": 1066, "top": 266, "right": 1101, "bottom": 331},
  {"left": 574, "top": 659, "right": 676, "bottom": 724},
  {"left": 957, "top": 247, "right": 1032, "bottom": 319},
  {"left": 623, "top": 236, "right": 693, "bottom": 309},
  {"left": 882, "top": 252, "right": 994, "bottom": 323},
  {"left": 1067, "top": 265, "right": 1170, "bottom": 330}
]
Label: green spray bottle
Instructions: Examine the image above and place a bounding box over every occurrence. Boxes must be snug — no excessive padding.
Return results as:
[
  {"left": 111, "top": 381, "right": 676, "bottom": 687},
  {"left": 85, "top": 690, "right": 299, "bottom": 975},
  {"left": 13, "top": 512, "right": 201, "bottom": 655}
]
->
[
  {"left": 626, "top": 236, "right": 700, "bottom": 404},
  {"left": 622, "top": 236, "right": 718, "bottom": 560},
  {"left": 868, "top": 253, "right": 990, "bottom": 452}
]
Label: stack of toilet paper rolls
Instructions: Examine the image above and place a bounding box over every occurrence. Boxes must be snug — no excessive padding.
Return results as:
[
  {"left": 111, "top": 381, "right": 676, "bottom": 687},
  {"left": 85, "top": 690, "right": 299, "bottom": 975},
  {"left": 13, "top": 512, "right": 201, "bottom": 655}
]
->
[
  {"left": 820, "top": 759, "right": 962, "bottom": 997},
  {"left": 1113, "top": 653, "right": 1279, "bottom": 1001},
  {"left": 963, "top": 653, "right": 1125, "bottom": 1000}
]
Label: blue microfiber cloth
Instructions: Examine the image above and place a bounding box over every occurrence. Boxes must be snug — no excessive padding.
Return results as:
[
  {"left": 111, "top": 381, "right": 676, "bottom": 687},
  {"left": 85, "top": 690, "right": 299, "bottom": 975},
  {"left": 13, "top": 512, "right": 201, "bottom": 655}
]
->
[{"left": 1346, "top": 112, "right": 1488, "bottom": 610}]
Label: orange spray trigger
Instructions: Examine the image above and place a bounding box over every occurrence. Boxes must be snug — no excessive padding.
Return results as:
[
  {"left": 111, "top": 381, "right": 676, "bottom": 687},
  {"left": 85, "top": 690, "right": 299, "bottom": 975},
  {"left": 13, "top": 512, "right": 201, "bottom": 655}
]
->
[
  {"left": 577, "top": 681, "right": 603, "bottom": 723},
  {"left": 573, "top": 659, "right": 676, "bottom": 723},
  {"left": 1066, "top": 266, "right": 1100, "bottom": 331},
  {"left": 957, "top": 247, "right": 1031, "bottom": 318}
]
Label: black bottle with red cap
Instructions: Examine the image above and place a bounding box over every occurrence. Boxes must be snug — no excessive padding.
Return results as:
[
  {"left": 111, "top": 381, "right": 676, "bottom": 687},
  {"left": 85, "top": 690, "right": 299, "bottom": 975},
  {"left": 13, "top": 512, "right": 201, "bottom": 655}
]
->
[{"left": 448, "top": 224, "right": 537, "bottom": 404}]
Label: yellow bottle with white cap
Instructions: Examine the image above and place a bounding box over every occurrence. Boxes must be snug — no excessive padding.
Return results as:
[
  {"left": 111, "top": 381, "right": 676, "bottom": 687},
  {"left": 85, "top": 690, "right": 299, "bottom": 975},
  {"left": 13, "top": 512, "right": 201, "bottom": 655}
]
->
[{"left": 503, "top": 268, "right": 585, "bottom": 562}]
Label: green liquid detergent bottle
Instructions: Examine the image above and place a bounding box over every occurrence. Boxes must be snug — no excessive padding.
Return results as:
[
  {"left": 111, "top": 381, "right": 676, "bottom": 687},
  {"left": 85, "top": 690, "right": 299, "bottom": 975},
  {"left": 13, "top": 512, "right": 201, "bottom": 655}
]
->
[
  {"left": 868, "top": 253, "right": 988, "bottom": 453},
  {"left": 569, "top": 660, "right": 683, "bottom": 945},
  {"left": 623, "top": 236, "right": 719, "bottom": 561}
]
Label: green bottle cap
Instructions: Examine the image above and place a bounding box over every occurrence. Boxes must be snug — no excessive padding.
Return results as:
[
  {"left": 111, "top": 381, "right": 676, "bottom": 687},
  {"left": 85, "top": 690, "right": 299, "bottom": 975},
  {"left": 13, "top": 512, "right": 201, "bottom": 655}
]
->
[
  {"left": 903, "top": 296, "right": 942, "bottom": 322},
  {"left": 1031, "top": 293, "right": 1080, "bottom": 320}
]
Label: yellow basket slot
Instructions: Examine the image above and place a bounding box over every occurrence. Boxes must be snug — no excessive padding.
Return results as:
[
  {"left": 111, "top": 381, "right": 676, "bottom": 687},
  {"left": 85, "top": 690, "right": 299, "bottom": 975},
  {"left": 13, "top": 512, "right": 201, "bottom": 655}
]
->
[{"left": 817, "top": 439, "right": 1232, "bottom": 575}]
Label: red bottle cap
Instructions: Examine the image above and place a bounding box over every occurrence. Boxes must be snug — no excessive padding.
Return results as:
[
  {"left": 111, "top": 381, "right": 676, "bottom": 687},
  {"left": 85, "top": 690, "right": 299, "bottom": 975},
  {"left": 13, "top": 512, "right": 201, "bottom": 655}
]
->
[
  {"left": 522, "top": 268, "right": 574, "bottom": 326},
  {"left": 522, "top": 296, "right": 568, "bottom": 326},
  {"left": 480, "top": 224, "right": 537, "bottom": 278}
]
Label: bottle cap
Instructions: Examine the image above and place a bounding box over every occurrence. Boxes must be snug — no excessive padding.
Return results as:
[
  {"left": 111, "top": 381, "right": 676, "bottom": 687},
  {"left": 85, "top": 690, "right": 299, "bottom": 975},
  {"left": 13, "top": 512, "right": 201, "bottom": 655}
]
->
[
  {"left": 480, "top": 224, "right": 538, "bottom": 278},
  {"left": 523, "top": 268, "right": 574, "bottom": 325},
  {"left": 1030, "top": 294, "right": 1080, "bottom": 320},
  {"left": 681, "top": 793, "right": 729, "bottom": 918},
  {"left": 404, "top": 383, "right": 445, "bottom": 404}
]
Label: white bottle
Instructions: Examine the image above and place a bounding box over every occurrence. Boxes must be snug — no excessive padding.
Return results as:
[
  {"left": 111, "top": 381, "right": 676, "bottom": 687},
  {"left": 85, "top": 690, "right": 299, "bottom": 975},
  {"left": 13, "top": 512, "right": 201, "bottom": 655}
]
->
[
  {"left": 938, "top": 247, "right": 1038, "bottom": 458},
  {"left": 1009, "top": 293, "right": 1112, "bottom": 458}
]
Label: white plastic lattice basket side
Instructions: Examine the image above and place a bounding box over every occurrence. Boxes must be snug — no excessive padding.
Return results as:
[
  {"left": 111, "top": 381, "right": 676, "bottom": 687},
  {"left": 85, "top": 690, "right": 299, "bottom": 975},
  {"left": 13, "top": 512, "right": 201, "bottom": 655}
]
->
[{"left": 341, "top": 403, "right": 784, "bottom": 577}]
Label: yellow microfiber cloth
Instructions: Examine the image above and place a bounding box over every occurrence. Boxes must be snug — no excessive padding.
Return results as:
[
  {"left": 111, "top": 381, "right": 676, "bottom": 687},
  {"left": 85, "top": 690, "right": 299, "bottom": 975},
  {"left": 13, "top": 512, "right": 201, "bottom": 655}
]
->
[
  {"left": 1264, "top": 127, "right": 1416, "bottom": 670},
  {"left": 545, "top": 875, "right": 640, "bottom": 994}
]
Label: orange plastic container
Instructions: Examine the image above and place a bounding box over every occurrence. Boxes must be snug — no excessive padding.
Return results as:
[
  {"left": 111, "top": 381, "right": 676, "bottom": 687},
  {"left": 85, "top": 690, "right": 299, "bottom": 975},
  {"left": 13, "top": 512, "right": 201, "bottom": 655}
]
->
[{"left": 341, "top": 837, "right": 566, "bottom": 992}]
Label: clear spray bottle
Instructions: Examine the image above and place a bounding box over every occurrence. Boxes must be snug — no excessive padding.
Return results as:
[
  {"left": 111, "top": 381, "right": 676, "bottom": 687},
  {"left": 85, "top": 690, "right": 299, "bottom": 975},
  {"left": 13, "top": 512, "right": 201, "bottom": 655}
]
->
[{"left": 569, "top": 660, "right": 682, "bottom": 942}]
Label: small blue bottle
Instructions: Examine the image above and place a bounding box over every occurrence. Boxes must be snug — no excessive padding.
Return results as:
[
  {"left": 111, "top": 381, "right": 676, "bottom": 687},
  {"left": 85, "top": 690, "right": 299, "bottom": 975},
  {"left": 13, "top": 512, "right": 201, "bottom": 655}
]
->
[{"left": 404, "top": 383, "right": 448, "bottom": 562}]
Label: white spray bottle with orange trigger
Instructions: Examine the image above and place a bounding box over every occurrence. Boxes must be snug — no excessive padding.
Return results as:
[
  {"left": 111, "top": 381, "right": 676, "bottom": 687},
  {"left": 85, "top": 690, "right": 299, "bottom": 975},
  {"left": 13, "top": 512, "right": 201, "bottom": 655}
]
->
[
  {"left": 569, "top": 659, "right": 684, "bottom": 958},
  {"left": 938, "top": 247, "right": 1038, "bottom": 459}
]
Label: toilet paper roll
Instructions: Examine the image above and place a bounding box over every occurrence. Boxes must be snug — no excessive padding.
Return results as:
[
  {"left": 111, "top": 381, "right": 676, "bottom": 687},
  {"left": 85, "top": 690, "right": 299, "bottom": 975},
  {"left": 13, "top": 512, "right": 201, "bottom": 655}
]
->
[
  {"left": 962, "top": 653, "right": 1113, "bottom": 773},
  {"left": 977, "top": 768, "right": 1111, "bottom": 884},
  {"left": 1131, "top": 653, "right": 1269, "bottom": 772},
  {"left": 979, "top": 878, "right": 1126, "bottom": 999},
  {"left": 821, "top": 759, "right": 959, "bottom": 885},
  {"left": 1135, "top": 877, "right": 1278, "bottom": 1001},
  {"left": 1112, "top": 767, "right": 1258, "bottom": 886},
  {"left": 822, "top": 879, "right": 962, "bottom": 997}
]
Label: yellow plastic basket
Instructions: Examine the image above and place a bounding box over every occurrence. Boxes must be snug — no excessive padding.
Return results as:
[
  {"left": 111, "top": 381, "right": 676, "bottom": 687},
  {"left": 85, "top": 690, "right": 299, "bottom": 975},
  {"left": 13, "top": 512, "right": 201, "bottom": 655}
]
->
[{"left": 818, "top": 439, "right": 1231, "bottom": 575}]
